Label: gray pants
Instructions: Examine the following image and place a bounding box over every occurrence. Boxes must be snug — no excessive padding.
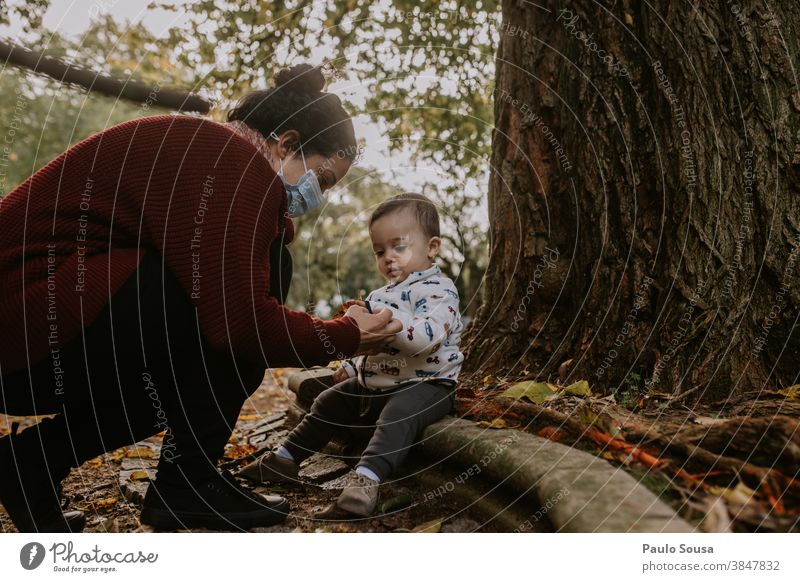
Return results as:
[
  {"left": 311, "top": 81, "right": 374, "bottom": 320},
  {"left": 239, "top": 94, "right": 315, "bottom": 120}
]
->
[{"left": 283, "top": 377, "right": 455, "bottom": 480}]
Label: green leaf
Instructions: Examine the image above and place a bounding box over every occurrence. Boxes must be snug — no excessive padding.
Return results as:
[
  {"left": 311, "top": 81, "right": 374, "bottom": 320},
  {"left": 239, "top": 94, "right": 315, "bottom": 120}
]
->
[
  {"left": 378, "top": 494, "right": 413, "bottom": 514},
  {"left": 563, "top": 380, "right": 593, "bottom": 397},
  {"left": 500, "top": 381, "right": 557, "bottom": 404},
  {"left": 578, "top": 408, "right": 624, "bottom": 439}
]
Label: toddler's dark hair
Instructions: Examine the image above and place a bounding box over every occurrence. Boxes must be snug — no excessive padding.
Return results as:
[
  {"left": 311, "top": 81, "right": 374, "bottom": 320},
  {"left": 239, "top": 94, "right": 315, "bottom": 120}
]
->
[{"left": 369, "top": 193, "right": 440, "bottom": 239}]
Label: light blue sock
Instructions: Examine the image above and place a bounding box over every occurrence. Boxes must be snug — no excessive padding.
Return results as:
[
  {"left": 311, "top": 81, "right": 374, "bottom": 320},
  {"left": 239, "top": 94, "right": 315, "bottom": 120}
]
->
[
  {"left": 275, "top": 446, "right": 295, "bottom": 462},
  {"left": 355, "top": 465, "right": 381, "bottom": 483}
]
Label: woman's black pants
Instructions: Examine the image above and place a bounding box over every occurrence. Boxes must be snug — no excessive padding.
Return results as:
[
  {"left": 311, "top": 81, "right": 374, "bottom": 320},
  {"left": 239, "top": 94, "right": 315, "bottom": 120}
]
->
[{"left": 0, "top": 241, "right": 291, "bottom": 485}]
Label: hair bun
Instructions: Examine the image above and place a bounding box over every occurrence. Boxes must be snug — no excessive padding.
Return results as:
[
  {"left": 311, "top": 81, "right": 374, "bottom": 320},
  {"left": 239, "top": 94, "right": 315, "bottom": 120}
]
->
[{"left": 273, "top": 64, "right": 326, "bottom": 94}]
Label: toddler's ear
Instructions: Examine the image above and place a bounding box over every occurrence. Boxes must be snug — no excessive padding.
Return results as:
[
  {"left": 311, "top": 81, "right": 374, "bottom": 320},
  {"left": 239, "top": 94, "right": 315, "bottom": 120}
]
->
[{"left": 427, "top": 236, "right": 442, "bottom": 259}]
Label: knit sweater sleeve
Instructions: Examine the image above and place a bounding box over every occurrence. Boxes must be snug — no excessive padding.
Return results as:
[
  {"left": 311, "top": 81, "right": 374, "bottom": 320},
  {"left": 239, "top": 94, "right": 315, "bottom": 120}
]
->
[{"left": 143, "top": 119, "right": 360, "bottom": 368}]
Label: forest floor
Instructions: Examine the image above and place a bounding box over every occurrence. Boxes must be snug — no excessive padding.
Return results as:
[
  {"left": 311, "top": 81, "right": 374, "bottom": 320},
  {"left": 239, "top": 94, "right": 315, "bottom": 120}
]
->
[
  {"left": 2, "top": 370, "right": 798, "bottom": 532},
  {"left": 1, "top": 370, "right": 520, "bottom": 533},
  {"left": 454, "top": 373, "right": 800, "bottom": 532}
]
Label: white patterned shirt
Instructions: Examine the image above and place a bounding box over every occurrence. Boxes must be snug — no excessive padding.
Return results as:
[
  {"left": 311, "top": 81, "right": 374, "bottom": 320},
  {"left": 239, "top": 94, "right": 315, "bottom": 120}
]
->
[{"left": 341, "top": 263, "right": 464, "bottom": 391}]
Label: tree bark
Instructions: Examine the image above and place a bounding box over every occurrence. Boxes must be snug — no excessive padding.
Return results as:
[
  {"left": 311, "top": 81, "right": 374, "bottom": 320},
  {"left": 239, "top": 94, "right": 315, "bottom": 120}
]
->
[
  {"left": 0, "top": 39, "right": 210, "bottom": 113},
  {"left": 464, "top": 0, "right": 800, "bottom": 402}
]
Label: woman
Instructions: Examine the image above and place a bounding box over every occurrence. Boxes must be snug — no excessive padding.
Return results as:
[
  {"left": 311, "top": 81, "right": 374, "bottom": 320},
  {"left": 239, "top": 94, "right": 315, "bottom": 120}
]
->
[{"left": 0, "top": 64, "right": 400, "bottom": 531}]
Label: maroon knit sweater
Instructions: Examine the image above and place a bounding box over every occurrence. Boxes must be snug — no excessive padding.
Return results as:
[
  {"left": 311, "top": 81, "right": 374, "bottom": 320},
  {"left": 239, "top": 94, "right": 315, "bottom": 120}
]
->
[{"left": 0, "top": 114, "right": 360, "bottom": 375}]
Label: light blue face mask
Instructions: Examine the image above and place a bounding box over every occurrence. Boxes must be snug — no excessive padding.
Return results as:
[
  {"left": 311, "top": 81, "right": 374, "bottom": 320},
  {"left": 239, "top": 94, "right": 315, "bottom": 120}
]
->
[{"left": 270, "top": 132, "right": 324, "bottom": 217}]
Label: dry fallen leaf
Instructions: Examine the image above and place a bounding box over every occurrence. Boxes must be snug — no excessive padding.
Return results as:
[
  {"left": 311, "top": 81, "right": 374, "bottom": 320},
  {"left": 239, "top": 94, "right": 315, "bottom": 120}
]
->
[
  {"left": 129, "top": 470, "right": 151, "bottom": 481},
  {"left": 563, "top": 380, "right": 593, "bottom": 397},
  {"left": 477, "top": 418, "right": 508, "bottom": 430},
  {"left": 105, "top": 449, "right": 126, "bottom": 462},
  {"left": 92, "top": 497, "right": 118, "bottom": 510},
  {"left": 86, "top": 456, "right": 104, "bottom": 468},
  {"left": 777, "top": 384, "right": 800, "bottom": 401},
  {"left": 708, "top": 481, "right": 757, "bottom": 506},
  {"left": 124, "top": 447, "right": 156, "bottom": 459},
  {"left": 225, "top": 443, "right": 256, "bottom": 459},
  {"left": 500, "top": 381, "right": 556, "bottom": 404},
  {"left": 536, "top": 426, "right": 564, "bottom": 441}
]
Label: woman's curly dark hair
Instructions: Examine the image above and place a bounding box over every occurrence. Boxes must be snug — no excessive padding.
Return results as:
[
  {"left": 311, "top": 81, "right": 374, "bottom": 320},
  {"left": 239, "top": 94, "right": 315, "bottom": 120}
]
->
[{"left": 227, "top": 63, "right": 359, "bottom": 161}]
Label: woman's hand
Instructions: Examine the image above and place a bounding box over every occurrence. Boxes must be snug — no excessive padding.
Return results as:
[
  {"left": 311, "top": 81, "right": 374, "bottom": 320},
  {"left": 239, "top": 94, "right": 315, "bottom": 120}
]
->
[{"left": 344, "top": 304, "right": 402, "bottom": 354}]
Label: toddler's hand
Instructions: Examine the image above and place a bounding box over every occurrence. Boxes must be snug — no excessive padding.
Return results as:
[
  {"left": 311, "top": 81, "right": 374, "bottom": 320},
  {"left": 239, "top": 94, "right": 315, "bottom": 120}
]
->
[
  {"left": 333, "top": 299, "right": 368, "bottom": 318},
  {"left": 345, "top": 305, "right": 402, "bottom": 354},
  {"left": 332, "top": 367, "right": 349, "bottom": 383}
]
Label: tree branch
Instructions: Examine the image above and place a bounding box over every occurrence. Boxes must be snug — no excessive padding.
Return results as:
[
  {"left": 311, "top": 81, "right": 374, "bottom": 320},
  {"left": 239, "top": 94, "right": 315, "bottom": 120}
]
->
[{"left": 0, "top": 39, "right": 210, "bottom": 113}]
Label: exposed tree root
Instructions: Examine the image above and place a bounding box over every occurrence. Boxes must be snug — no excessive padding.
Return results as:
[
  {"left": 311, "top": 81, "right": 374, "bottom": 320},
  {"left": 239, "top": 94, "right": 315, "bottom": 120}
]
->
[{"left": 455, "top": 382, "right": 800, "bottom": 532}]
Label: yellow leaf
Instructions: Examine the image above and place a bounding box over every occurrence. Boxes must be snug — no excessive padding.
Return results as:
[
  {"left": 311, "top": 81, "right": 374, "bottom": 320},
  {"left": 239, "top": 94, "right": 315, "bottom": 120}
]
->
[
  {"left": 500, "top": 381, "right": 556, "bottom": 404},
  {"left": 563, "top": 380, "right": 593, "bottom": 397},
  {"left": 225, "top": 443, "right": 256, "bottom": 459},
  {"left": 129, "top": 470, "right": 151, "bottom": 481},
  {"left": 477, "top": 418, "right": 508, "bottom": 429},
  {"left": 708, "top": 482, "right": 757, "bottom": 506},
  {"left": 86, "top": 456, "right": 104, "bottom": 468},
  {"left": 731, "top": 481, "right": 757, "bottom": 504},
  {"left": 482, "top": 375, "right": 495, "bottom": 384},
  {"left": 124, "top": 447, "right": 156, "bottom": 459},
  {"left": 625, "top": 13, "right": 633, "bottom": 25},
  {"left": 93, "top": 497, "right": 118, "bottom": 509},
  {"left": 777, "top": 384, "right": 800, "bottom": 401},
  {"left": 238, "top": 414, "right": 261, "bottom": 422}
]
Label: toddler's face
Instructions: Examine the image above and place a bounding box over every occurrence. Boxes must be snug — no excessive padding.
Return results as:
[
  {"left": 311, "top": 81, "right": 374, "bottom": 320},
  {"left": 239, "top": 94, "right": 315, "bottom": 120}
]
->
[{"left": 370, "top": 208, "right": 441, "bottom": 284}]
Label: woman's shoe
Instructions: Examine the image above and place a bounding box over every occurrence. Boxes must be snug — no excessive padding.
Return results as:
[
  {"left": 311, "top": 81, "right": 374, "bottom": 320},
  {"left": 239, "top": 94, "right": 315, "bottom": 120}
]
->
[
  {"left": 139, "top": 469, "right": 290, "bottom": 530},
  {"left": 0, "top": 423, "right": 85, "bottom": 532},
  {"left": 237, "top": 451, "right": 299, "bottom": 484}
]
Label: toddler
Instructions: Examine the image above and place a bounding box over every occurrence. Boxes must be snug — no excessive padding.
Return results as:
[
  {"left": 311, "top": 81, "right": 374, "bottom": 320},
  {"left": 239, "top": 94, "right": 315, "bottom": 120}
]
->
[{"left": 239, "top": 193, "right": 464, "bottom": 516}]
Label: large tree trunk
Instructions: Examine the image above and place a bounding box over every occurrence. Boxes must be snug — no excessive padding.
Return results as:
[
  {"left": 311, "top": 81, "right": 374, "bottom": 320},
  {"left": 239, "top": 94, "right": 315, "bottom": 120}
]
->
[{"left": 464, "top": 0, "right": 800, "bottom": 402}]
